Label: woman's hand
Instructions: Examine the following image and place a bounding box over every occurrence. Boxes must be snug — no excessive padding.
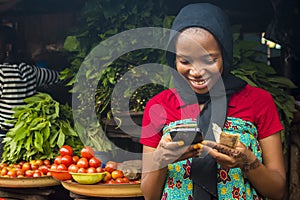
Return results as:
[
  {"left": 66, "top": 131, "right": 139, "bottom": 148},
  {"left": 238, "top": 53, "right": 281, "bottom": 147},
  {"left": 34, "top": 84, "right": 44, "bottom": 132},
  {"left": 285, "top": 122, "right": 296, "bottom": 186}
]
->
[
  {"left": 152, "top": 135, "right": 201, "bottom": 169},
  {"left": 200, "top": 140, "right": 260, "bottom": 171}
]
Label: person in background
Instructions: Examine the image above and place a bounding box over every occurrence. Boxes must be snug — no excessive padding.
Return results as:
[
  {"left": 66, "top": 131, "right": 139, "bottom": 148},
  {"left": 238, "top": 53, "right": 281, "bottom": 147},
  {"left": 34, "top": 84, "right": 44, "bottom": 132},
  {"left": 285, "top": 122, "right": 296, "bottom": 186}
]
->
[
  {"left": 140, "top": 3, "right": 286, "bottom": 200},
  {"left": 0, "top": 25, "right": 60, "bottom": 158}
]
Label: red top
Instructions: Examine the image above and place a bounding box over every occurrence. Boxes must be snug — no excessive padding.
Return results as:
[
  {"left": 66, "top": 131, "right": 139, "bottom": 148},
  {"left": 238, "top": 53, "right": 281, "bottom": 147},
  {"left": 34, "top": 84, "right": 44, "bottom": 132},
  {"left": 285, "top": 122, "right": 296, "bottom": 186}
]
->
[{"left": 140, "top": 84, "right": 283, "bottom": 148}]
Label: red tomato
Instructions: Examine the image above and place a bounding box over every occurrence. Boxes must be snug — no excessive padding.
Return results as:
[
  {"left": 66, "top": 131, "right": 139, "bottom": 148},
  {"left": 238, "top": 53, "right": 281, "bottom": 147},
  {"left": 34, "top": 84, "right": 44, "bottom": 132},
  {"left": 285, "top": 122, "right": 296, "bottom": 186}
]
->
[
  {"left": 7, "top": 169, "right": 17, "bottom": 178},
  {"left": 105, "top": 179, "right": 115, "bottom": 184},
  {"left": 59, "top": 145, "right": 73, "bottom": 156},
  {"left": 89, "top": 157, "right": 101, "bottom": 168},
  {"left": 54, "top": 155, "right": 62, "bottom": 165},
  {"left": 115, "top": 177, "right": 125, "bottom": 183},
  {"left": 16, "top": 169, "right": 25, "bottom": 177},
  {"left": 122, "top": 176, "right": 130, "bottom": 183},
  {"left": 76, "top": 157, "right": 89, "bottom": 169},
  {"left": 102, "top": 171, "right": 112, "bottom": 182},
  {"left": 39, "top": 165, "right": 49, "bottom": 175},
  {"left": 0, "top": 168, "right": 8, "bottom": 176},
  {"left": 104, "top": 161, "right": 117, "bottom": 173},
  {"left": 72, "top": 156, "right": 80, "bottom": 164},
  {"left": 35, "top": 159, "right": 44, "bottom": 166},
  {"left": 22, "top": 162, "right": 31, "bottom": 171},
  {"left": 43, "top": 159, "right": 51, "bottom": 166},
  {"left": 57, "top": 164, "right": 67, "bottom": 171},
  {"left": 80, "top": 146, "right": 95, "bottom": 159},
  {"left": 87, "top": 167, "right": 96, "bottom": 173},
  {"left": 68, "top": 164, "right": 79, "bottom": 173},
  {"left": 77, "top": 167, "right": 87, "bottom": 173},
  {"left": 61, "top": 155, "right": 73, "bottom": 167},
  {"left": 50, "top": 163, "right": 58, "bottom": 170},
  {"left": 25, "top": 170, "right": 34, "bottom": 177},
  {"left": 31, "top": 163, "right": 39, "bottom": 170},
  {"left": 33, "top": 171, "right": 42, "bottom": 177},
  {"left": 111, "top": 170, "right": 124, "bottom": 180},
  {"left": 96, "top": 167, "right": 104, "bottom": 173}
]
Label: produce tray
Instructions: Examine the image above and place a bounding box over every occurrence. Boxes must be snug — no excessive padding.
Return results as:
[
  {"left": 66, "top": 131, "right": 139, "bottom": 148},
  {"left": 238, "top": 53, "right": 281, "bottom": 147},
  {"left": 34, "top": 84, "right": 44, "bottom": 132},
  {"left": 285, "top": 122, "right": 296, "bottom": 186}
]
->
[
  {"left": 61, "top": 180, "right": 143, "bottom": 197},
  {"left": 0, "top": 176, "right": 60, "bottom": 188}
]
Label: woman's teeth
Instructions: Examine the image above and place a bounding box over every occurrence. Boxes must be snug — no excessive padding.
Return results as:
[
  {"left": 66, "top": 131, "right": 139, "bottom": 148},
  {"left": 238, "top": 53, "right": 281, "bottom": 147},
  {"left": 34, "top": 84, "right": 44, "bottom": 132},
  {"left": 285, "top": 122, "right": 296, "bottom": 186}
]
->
[{"left": 192, "top": 79, "right": 206, "bottom": 85}]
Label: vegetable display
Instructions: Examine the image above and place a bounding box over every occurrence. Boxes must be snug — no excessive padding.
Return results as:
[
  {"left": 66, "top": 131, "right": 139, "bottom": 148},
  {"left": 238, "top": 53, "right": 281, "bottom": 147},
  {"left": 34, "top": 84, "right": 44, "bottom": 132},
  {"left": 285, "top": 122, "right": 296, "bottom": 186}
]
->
[{"left": 1, "top": 93, "right": 83, "bottom": 163}]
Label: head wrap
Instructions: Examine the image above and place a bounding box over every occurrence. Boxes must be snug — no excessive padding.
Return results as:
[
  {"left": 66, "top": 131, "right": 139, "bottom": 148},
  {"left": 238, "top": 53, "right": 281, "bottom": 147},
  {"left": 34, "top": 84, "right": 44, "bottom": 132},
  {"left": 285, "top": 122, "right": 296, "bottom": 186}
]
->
[{"left": 166, "top": 3, "right": 246, "bottom": 199}]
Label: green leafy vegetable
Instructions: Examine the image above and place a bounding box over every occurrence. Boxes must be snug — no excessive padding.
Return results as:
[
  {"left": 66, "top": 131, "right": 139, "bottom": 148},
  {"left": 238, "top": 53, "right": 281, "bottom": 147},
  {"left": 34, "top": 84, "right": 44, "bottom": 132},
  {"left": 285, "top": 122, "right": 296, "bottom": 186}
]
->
[{"left": 1, "top": 93, "right": 83, "bottom": 164}]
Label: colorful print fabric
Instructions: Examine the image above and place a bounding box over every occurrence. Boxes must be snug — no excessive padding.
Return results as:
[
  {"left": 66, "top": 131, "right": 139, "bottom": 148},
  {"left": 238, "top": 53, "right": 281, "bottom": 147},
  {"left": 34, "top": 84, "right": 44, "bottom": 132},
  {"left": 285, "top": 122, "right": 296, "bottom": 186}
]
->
[{"left": 161, "top": 117, "right": 264, "bottom": 200}]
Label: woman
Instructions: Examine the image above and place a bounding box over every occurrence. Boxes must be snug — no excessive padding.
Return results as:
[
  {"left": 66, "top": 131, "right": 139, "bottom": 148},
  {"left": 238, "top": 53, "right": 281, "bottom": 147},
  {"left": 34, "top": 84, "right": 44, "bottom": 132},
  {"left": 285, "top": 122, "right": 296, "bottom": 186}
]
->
[
  {"left": 0, "top": 25, "right": 60, "bottom": 158},
  {"left": 140, "top": 3, "right": 286, "bottom": 200}
]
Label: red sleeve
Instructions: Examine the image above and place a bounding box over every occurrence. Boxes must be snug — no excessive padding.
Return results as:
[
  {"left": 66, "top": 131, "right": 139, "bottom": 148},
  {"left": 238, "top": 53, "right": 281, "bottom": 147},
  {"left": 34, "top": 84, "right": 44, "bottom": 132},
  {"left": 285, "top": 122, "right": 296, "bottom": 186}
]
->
[
  {"left": 139, "top": 95, "right": 167, "bottom": 148},
  {"left": 253, "top": 88, "right": 283, "bottom": 139}
]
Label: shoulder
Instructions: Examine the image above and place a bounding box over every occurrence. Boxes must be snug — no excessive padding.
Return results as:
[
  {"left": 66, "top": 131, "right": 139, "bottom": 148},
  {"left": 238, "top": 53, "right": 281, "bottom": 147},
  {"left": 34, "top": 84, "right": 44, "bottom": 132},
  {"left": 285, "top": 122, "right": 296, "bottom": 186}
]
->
[{"left": 233, "top": 84, "right": 274, "bottom": 102}]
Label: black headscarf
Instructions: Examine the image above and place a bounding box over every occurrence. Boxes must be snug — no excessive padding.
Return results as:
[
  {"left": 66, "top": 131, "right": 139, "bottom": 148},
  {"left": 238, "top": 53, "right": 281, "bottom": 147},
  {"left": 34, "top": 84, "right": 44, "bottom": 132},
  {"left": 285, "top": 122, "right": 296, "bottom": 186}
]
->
[{"left": 166, "top": 3, "right": 246, "bottom": 199}]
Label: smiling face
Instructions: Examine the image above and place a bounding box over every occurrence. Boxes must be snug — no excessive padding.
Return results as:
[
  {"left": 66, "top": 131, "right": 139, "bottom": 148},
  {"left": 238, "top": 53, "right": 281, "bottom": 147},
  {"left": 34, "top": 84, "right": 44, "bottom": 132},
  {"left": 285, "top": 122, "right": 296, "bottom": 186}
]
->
[{"left": 175, "top": 27, "right": 223, "bottom": 94}]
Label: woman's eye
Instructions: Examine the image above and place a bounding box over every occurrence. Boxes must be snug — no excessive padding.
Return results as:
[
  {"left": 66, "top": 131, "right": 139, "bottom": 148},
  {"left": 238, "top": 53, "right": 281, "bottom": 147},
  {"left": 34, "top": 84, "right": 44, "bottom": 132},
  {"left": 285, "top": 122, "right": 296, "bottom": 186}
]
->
[
  {"left": 203, "top": 58, "right": 216, "bottom": 65},
  {"left": 179, "top": 60, "right": 190, "bottom": 65}
]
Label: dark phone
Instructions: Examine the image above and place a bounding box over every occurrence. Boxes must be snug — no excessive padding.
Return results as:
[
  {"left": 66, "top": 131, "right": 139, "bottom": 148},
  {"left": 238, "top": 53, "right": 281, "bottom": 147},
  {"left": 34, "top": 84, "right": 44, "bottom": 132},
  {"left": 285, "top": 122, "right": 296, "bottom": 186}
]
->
[{"left": 169, "top": 127, "right": 203, "bottom": 144}]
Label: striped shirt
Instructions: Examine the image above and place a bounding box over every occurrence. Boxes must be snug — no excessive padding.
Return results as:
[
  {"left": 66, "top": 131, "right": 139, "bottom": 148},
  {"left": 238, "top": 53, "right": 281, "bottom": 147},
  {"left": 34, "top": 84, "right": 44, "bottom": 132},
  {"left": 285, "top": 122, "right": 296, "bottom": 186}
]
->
[{"left": 0, "top": 62, "right": 59, "bottom": 134}]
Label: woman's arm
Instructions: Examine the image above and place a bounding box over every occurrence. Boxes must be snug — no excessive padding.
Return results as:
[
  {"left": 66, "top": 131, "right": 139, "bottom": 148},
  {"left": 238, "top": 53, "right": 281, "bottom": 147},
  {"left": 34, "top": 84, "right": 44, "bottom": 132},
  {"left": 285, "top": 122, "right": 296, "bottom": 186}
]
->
[
  {"left": 203, "top": 132, "right": 286, "bottom": 200},
  {"left": 141, "top": 145, "right": 168, "bottom": 200},
  {"left": 34, "top": 66, "right": 60, "bottom": 87},
  {"left": 243, "top": 132, "right": 286, "bottom": 199},
  {"left": 141, "top": 137, "right": 201, "bottom": 200}
]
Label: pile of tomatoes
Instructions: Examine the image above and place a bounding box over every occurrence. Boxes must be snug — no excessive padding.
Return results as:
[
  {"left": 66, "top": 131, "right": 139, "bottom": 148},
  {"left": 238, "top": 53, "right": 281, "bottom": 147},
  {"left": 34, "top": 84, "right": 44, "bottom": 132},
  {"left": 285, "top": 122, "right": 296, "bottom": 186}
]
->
[
  {"left": 0, "top": 159, "right": 51, "bottom": 178},
  {"left": 51, "top": 145, "right": 103, "bottom": 174},
  {"left": 51, "top": 145, "right": 131, "bottom": 184}
]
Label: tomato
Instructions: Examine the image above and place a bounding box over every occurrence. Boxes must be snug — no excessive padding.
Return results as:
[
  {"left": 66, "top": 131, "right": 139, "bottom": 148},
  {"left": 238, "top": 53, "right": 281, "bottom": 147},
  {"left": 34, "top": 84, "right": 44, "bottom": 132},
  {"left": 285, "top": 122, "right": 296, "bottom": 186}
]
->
[
  {"left": 16, "top": 169, "right": 25, "bottom": 177},
  {"left": 7, "top": 169, "right": 17, "bottom": 178},
  {"left": 102, "top": 171, "right": 112, "bottom": 182},
  {"left": 61, "top": 155, "right": 73, "bottom": 167},
  {"left": 104, "top": 161, "right": 117, "bottom": 173},
  {"left": 57, "top": 164, "right": 67, "bottom": 171},
  {"left": 54, "top": 155, "right": 62, "bottom": 165},
  {"left": 111, "top": 170, "right": 124, "bottom": 180},
  {"left": 87, "top": 167, "right": 96, "bottom": 173},
  {"left": 68, "top": 164, "right": 79, "bottom": 173},
  {"left": 0, "top": 167, "right": 8, "bottom": 176},
  {"left": 72, "top": 156, "right": 80, "bottom": 164},
  {"left": 96, "top": 167, "right": 104, "bottom": 173},
  {"left": 59, "top": 145, "right": 73, "bottom": 156},
  {"left": 115, "top": 177, "right": 125, "bottom": 183},
  {"left": 77, "top": 157, "right": 89, "bottom": 169},
  {"left": 43, "top": 159, "right": 51, "bottom": 166},
  {"left": 22, "top": 162, "right": 31, "bottom": 171},
  {"left": 0, "top": 163, "right": 7, "bottom": 168},
  {"left": 31, "top": 163, "right": 39, "bottom": 170},
  {"left": 89, "top": 157, "right": 101, "bottom": 168},
  {"left": 77, "top": 167, "right": 87, "bottom": 173},
  {"left": 122, "top": 176, "right": 130, "bottom": 183},
  {"left": 33, "top": 171, "right": 42, "bottom": 177},
  {"left": 105, "top": 179, "right": 115, "bottom": 184},
  {"left": 50, "top": 163, "right": 58, "bottom": 170},
  {"left": 80, "top": 146, "right": 95, "bottom": 159},
  {"left": 39, "top": 165, "right": 49, "bottom": 175},
  {"left": 35, "top": 159, "right": 44, "bottom": 166},
  {"left": 25, "top": 170, "right": 34, "bottom": 177}
]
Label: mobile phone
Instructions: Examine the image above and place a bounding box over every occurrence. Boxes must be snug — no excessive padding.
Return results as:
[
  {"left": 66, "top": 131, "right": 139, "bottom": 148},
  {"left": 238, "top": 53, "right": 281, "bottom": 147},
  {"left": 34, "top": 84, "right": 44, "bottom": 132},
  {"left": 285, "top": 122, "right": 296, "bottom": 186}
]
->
[{"left": 169, "top": 127, "right": 203, "bottom": 144}]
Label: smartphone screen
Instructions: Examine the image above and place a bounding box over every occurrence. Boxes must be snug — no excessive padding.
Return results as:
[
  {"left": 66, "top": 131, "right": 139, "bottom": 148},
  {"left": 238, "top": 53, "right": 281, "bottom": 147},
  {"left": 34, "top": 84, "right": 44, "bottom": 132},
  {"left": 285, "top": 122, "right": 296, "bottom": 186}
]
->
[{"left": 169, "top": 127, "right": 203, "bottom": 144}]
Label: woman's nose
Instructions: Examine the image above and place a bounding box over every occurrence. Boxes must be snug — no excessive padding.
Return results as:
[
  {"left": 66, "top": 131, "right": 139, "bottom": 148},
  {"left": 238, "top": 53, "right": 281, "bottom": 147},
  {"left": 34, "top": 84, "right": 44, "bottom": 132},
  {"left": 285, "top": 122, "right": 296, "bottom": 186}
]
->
[{"left": 189, "top": 64, "right": 204, "bottom": 76}]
